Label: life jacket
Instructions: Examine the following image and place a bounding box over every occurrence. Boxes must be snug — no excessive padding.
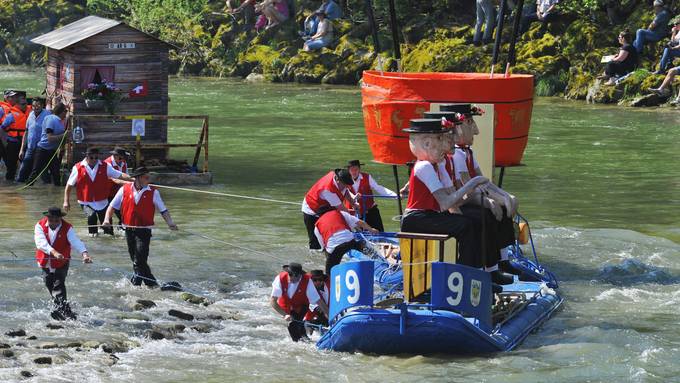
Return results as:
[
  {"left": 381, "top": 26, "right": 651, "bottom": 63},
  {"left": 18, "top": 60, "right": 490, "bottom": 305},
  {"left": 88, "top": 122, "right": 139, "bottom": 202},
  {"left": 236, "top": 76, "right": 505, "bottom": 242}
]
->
[
  {"left": 35, "top": 217, "right": 72, "bottom": 269},
  {"left": 104, "top": 155, "right": 127, "bottom": 198},
  {"left": 406, "top": 161, "right": 442, "bottom": 212},
  {"left": 75, "top": 161, "right": 111, "bottom": 202},
  {"left": 458, "top": 146, "right": 478, "bottom": 178},
  {"left": 5, "top": 105, "right": 31, "bottom": 138},
  {"left": 0, "top": 101, "right": 10, "bottom": 124},
  {"left": 120, "top": 183, "right": 156, "bottom": 227},
  {"left": 344, "top": 172, "right": 375, "bottom": 216},
  {"left": 276, "top": 271, "right": 311, "bottom": 315},
  {"left": 315, "top": 210, "right": 350, "bottom": 250},
  {"left": 304, "top": 171, "right": 345, "bottom": 214},
  {"left": 304, "top": 279, "right": 330, "bottom": 321}
]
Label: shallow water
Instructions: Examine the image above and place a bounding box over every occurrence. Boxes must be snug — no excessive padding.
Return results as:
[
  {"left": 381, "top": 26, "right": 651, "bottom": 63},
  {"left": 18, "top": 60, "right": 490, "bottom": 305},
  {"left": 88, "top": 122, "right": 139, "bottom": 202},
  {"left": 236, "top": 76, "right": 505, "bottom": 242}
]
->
[{"left": 0, "top": 68, "right": 679, "bottom": 382}]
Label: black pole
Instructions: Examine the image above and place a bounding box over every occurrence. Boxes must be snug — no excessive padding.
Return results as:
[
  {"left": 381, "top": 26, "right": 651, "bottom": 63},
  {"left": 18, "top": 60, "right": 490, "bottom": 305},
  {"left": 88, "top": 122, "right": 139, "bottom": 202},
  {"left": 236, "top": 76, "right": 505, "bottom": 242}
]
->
[
  {"left": 480, "top": 192, "right": 487, "bottom": 269},
  {"left": 392, "top": 165, "right": 403, "bottom": 216},
  {"left": 364, "top": 0, "right": 381, "bottom": 54},
  {"left": 505, "top": 0, "right": 525, "bottom": 76},
  {"left": 490, "top": 0, "right": 508, "bottom": 76},
  {"left": 387, "top": 0, "right": 401, "bottom": 60}
]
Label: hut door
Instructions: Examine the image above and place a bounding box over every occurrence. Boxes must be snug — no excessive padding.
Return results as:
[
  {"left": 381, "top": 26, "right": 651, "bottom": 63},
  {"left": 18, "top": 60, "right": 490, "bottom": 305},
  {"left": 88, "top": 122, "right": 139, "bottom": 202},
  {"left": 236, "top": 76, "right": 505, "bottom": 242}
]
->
[{"left": 80, "top": 66, "right": 115, "bottom": 91}]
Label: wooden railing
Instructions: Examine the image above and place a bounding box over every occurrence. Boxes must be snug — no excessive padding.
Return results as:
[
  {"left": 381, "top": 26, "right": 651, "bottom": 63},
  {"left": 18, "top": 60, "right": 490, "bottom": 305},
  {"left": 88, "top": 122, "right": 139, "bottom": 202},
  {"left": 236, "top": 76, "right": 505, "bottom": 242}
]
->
[{"left": 65, "top": 114, "right": 209, "bottom": 172}]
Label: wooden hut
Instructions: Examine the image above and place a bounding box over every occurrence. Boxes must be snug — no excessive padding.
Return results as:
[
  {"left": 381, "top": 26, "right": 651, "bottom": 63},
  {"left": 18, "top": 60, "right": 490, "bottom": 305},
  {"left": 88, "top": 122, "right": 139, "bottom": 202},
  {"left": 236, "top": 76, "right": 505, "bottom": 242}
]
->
[{"left": 31, "top": 15, "right": 176, "bottom": 163}]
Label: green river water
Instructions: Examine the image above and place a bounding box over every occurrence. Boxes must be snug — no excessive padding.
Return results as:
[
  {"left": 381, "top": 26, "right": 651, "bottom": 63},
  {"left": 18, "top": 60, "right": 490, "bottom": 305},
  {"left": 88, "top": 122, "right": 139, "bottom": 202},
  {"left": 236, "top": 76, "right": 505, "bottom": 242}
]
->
[{"left": 1, "top": 67, "right": 679, "bottom": 382}]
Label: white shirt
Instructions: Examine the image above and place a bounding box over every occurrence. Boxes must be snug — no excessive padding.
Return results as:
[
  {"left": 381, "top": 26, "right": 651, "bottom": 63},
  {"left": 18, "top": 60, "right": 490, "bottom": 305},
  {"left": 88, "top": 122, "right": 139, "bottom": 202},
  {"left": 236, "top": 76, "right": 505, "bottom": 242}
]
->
[
  {"left": 67, "top": 159, "right": 123, "bottom": 210},
  {"left": 309, "top": 283, "right": 330, "bottom": 312},
  {"left": 301, "top": 179, "right": 344, "bottom": 215},
  {"left": 350, "top": 173, "right": 397, "bottom": 198},
  {"left": 314, "top": 210, "right": 361, "bottom": 253},
  {"left": 34, "top": 222, "right": 87, "bottom": 269},
  {"left": 453, "top": 147, "right": 481, "bottom": 182},
  {"left": 271, "top": 274, "right": 321, "bottom": 304},
  {"left": 405, "top": 160, "right": 452, "bottom": 213},
  {"left": 110, "top": 184, "right": 168, "bottom": 227}
]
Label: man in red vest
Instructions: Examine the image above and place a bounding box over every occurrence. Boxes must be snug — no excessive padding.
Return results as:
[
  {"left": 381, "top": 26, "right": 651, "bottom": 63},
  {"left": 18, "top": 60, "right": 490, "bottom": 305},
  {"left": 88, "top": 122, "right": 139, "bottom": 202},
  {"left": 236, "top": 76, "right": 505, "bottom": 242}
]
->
[
  {"left": 104, "top": 167, "right": 178, "bottom": 287},
  {"left": 34, "top": 207, "right": 92, "bottom": 320},
  {"left": 104, "top": 147, "right": 130, "bottom": 228},
  {"left": 345, "top": 159, "right": 397, "bottom": 232},
  {"left": 304, "top": 269, "right": 330, "bottom": 327},
  {"left": 270, "top": 262, "right": 329, "bottom": 341},
  {"left": 315, "top": 206, "right": 378, "bottom": 274},
  {"left": 301, "top": 168, "right": 356, "bottom": 250},
  {"left": 63, "top": 147, "right": 134, "bottom": 237},
  {"left": 1, "top": 92, "right": 31, "bottom": 181}
]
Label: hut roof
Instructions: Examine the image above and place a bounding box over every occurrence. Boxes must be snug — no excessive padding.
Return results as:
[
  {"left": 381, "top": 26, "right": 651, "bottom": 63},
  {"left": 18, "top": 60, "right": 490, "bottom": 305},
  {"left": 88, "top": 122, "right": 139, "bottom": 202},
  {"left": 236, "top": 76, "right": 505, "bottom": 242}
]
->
[{"left": 31, "top": 15, "right": 176, "bottom": 50}]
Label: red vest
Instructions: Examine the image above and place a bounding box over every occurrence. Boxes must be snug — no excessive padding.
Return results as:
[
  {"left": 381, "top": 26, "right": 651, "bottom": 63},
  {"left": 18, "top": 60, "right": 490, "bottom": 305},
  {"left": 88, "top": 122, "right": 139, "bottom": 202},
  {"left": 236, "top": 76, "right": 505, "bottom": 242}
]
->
[
  {"left": 35, "top": 217, "right": 72, "bottom": 269},
  {"left": 315, "top": 210, "right": 350, "bottom": 249},
  {"left": 344, "top": 172, "right": 375, "bottom": 215},
  {"left": 406, "top": 161, "right": 442, "bottom": 212},
  {"left": 304, "top": 171, "right": 345, "bottom": 213},
  {"left": 104, "top": 155, "right": 127, "bottom": 198},
  {"left": 120, "top": 183, "right": 156, "bottom": 227},
  {"left": 6, "top": 105, "right": 30, "bottom": 138},
  {"left": 75, "top": 161, "right": 111, "bottom": 202},
  {"left": 304, "top": 280, "right": 330, "bottom": 321},
  {"left": 276, "top": 272, "right": 311, "bottom": 315}
]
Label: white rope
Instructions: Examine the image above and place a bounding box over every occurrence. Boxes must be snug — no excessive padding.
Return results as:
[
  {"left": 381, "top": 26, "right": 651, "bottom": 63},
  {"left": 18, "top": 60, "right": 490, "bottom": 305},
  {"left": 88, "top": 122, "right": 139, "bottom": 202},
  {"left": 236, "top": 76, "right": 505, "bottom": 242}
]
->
[
  {"left": 180, "top": 228, "right": 290, "bottom": 263},
  {"left": 150, "top": 184, "right": 300, "bottom": 206}
]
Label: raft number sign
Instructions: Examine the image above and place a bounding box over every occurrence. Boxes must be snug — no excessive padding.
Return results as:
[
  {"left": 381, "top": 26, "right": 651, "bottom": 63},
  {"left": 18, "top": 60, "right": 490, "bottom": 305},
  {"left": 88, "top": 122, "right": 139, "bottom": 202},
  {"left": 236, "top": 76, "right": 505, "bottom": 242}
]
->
[
  {"left": 430, "top": 262, "right": 492, "bottom": 331},
  {"left": 329, "top": 261, "right": 374, "bottom": 323}
]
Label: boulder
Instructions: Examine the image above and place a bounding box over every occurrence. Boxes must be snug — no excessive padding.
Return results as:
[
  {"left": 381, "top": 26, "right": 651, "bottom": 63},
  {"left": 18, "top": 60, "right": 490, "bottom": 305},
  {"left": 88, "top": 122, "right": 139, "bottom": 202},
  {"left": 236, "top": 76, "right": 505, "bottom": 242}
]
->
[
  {"left": 101, "top": 342, "right": 129, "bottom": 354},
  {"left": 168, "top": 309, "right": 194, "bottom": 321},
  {"left": 2, "top": 349, "right": 14, "bottom": 358},
  {"left": 38, "top": 342, "right": 59, "bottom": 349},
  {"left": 629, "top": 93, "right": 668, "bottom": 107},
  {"left": 180, "top": 292, "right": 210, "bottom": 305},
  {"left": 586, "top": 79, "right": 624, "bottom": 104},
  {"left": 20, "top": 371, "right": 34, "bottom": 378},
  {"left": 245, "top": 73, "right": 266, "bottom": 83},
  {"left": 190, "top": 323, "right": 214, "bottom": 333},
  {"left": 0, "top": 343, "right": 10, "bottom": 349},
  {"left": 133, "top": 299, "right": 157, "bottom": 310},
  {"left": 26, "top": 336, "right": 37, "bottom": 340},
  {"left": 5, "top": 329, "right": 26, "bottom": 337},
  {"left": 46, "top": 324, "right": 64, "bottom": 330},
  {"left": 33, "top": 356, "right": 52, "bottom": 365}
]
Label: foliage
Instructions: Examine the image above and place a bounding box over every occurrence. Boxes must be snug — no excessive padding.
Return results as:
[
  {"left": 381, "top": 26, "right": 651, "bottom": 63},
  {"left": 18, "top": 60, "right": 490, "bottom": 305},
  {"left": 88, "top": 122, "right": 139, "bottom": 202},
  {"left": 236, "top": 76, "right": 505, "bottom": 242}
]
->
[{"left": 81, "top": 80, "right": 124, "bottom": 114}]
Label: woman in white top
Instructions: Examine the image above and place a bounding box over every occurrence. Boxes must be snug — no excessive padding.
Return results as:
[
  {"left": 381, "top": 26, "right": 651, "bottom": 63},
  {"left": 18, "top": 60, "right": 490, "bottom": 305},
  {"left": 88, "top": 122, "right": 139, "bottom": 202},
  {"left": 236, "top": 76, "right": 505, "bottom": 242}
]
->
[{"left": 304, "top": 11, "right": 333, "bottom": 51}]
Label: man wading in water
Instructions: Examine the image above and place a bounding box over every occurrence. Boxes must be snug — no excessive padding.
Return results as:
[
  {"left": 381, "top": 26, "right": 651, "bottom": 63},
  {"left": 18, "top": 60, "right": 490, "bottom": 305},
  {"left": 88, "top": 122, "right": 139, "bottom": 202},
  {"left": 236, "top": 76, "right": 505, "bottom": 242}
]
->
[
  {"left": 104, "top": 167, "right": 177, "bottom": 287},
  {"left": 34, "top": 207, "right": 92, "bottom": 320}
]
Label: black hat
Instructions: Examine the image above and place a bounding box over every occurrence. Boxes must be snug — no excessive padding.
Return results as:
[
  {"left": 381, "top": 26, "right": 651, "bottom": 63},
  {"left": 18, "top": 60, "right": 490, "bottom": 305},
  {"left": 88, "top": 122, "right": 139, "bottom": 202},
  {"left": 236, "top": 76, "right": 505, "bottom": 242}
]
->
[
  {"left": 110, "top": 147, "right": 130, "bottom": 156},
  {"left": 310, "top": 269, "right": 326, "bottom": 279},
  {"left": 287, "top": 262, "right": 304, "bottom": 276},
  {"left": 440, "top": 104, "right": 483, "bottom": 116},
  {"left": 129, "top": 167, "right": 150, "bottom": 177},
  {"left": 86, "top": 147, "right": 100, "bottom": 155},
  {"left": 31, "top": 97, "right": 46, "bottom": 105},
  {"left": 3, "top": 90, "right": 16, "bottom": 97},
  {"left": 347, "top": 159, "right": 365, "bottom": 168},
  {"left": 403, "top": 118, "right": 448, "bottom": 134},
  {"left": 43, "top": 206, "right": 67, "bottom": 218},
  {"left": 334, "top": 168, "right": 354, "bottom": 186},
  {"left": 424, "top": 111, "right": 464, "bottom": 125},
  {"left": 13, "top": 90, "right": 26, "bottom": 99}
]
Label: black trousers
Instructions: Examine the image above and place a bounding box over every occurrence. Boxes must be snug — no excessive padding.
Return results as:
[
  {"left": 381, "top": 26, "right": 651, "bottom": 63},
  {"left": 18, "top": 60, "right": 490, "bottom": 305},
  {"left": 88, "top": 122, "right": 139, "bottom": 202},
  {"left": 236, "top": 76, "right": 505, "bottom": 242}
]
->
[
  {"left": 125, "top": 228, "right": 158, "bottom": 286},
  {"left": 459, "top": 205, "right": 515, "bottom": 269},
  {"left": 401, "top": 210, "right": 483, "bottom": 268},
  {"left": 605, "top": 61, "right": 634, "bottom": 78},
  {"left": 42, "top": 264, "right": 69, "bottom": 311},
  {"left": 82, "top": 205, "right": 113, "bottom": 235},
  {"left": 29, "top": 147, "right": 61, "bottom": 186},
  {"left": 520, "top": 12, "right": 559, "bottom": 34},
  {"left": 287, "top": 309, "right": 308, "bottom": 342},
  {"left": 325, "top": 239, "right": 363, "bottom": 275},
  {"left": 3, "top": 140, "right": 21, "bottom": 180},
  {"left": 364, "top": 205, "right": 385, "bottom": 232},
  {"left": 108, "top": 196, "right": 123, "bottom": 226},
  {"left": 303, "top": 213, "right": 321, "bottom": 250}
]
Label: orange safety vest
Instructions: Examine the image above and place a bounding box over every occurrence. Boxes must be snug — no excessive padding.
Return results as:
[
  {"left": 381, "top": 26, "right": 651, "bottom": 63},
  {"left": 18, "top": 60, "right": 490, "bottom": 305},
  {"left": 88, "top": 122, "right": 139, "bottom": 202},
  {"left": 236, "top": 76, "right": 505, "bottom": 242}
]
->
[{"left": 6, "top": 105, "right": 31, "bottom": 138}]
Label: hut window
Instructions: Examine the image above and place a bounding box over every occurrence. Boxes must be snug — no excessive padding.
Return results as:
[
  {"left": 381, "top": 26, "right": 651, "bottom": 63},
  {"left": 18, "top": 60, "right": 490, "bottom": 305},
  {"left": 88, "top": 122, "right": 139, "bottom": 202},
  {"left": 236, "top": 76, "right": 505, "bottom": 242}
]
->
[
  {"left": 56, "top": 63, "right": 63, "bottom": 91},
  {"left": 80, "top": 66, "right": 115, "bottom": 91}
]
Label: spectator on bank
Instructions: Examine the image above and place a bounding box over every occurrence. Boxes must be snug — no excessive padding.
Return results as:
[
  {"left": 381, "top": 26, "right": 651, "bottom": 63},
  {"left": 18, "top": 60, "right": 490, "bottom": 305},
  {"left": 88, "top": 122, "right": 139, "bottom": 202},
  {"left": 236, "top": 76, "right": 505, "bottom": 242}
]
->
[
  {"left": 654, "top": 18, "right": 680, "bottom": 74},
  {"left": 304, "top": 12, "right": 334, "bottom": 51},
  {"left": 473, "top": 0, "right": 495, "bottom": 46},
  {"left": 648, "top": 64, "right": 680, "bottom": 99},
  {"left": 302, "top": 0, "right": 342, "bottom": 37},
  {"left": 226, "top": 0, "right": 256, "bottom": 29},
  {"left": 255, "top": 0, "right": 289, "bottom": 30},
  {"left": 597, "top": 30, "right": 638, "bottom": 85},
  {"left": 520, "top": 0, "right": 559, "bottom": 35},
  {"left": 632, "top": 0, "right": 671, "bottom": 54}
]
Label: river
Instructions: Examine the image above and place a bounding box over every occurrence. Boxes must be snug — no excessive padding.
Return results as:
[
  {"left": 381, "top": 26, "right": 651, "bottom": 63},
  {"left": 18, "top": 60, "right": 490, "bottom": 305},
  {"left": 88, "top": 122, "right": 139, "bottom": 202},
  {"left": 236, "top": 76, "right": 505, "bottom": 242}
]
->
[{"left": 1, "top": 67, "right": 679, "bottom": 382}]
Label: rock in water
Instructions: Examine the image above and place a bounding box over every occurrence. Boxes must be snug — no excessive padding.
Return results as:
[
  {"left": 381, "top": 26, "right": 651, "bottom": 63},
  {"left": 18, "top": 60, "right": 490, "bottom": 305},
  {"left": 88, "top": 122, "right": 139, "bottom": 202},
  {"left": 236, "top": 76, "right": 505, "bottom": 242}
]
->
[
  {"left": 180, "top": 292, "right": 209, "bottom": 305},
  {"left": 629, "top": 93, "right": 667, "bottom": 107},
  {"left": 46, "top": 324, "right": 64, "bottom": 330},
  {"left": 168, "top": 309, "right": 194, "bottom": 321},
  {"left": 145, "top": 330, "right": 166, "bottom": 340},
  {"left": 26, "top": 336, "right": 37, "bottom": 340},
  {"left": 20, "top": 371, "right": 34, "bottom": 378},
  {"left": 2, "top": 349, "right": 14, "bottom": 358},
  {"left": 245, "top": 73, "right": 265, "bottom": 83},
  {"left": 5, "top": 329, "right": 26, "bottom": 337},
  {"left": 160, "top": 281, "right": 183, "bottom": 292},
  {"left": 133, "top": 299, "right": 157, "bottom": 310},
  {"left": 33, "top": 356, "right": 52, "bottom": 365},
  {"left": 0, "top": 343, "right": 10, "bottom": 349},
  {"left": 39, "top": 342, "right": 59, "bottom": 349}
]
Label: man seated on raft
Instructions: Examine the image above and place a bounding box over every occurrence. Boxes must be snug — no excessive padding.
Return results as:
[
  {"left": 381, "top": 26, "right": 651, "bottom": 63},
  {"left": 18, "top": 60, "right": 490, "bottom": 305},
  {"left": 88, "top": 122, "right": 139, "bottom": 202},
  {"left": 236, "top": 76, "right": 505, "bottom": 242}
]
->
[
  {"left": 314, "top": 205, "right": 378, "bottom": 275},
  {"left": 441, "top": 104, "right": 520, "bottom": 276},
  {"left": 270, "top": 263, "right": 329, "bottom": 342}
]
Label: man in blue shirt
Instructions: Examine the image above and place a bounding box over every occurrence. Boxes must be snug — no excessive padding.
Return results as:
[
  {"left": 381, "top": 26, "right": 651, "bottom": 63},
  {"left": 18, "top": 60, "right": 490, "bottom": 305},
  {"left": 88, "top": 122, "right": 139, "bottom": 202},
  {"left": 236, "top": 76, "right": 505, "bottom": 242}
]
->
[
  {"left": 633, "top": 0, "right": 672, "bottom": 53},
  {"left": 17, "top": 98, "right": 51, "bottom": 183},
  {"left": 1, "top": 91, "right": 29, "bottom": 181},
  {"left": 301, "top": 0, "right": 341, "bottom": 37},
  {"left": 29, "top": 102, "right": 67, "bottom": 186}
]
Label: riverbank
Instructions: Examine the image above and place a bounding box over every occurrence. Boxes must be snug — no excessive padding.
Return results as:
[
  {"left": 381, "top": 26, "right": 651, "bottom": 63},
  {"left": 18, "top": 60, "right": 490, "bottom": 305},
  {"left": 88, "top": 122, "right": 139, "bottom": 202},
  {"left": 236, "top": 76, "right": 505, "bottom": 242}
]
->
[{"left": 1, "top": 1, "right": 679, "bottom": 105}]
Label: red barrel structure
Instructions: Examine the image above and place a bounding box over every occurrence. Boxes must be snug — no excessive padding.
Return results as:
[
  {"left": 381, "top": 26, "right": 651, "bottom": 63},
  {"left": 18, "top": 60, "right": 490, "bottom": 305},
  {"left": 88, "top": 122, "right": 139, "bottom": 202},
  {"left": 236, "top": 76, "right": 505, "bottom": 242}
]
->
[{"left": 361, "top": 71, "right": 534, "bottom": 166}]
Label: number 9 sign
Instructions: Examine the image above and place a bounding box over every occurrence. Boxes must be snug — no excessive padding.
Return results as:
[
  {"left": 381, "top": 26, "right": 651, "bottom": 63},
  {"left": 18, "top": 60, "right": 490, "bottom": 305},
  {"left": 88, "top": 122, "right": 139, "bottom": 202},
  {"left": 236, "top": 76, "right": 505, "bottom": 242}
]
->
[{"left": 329, "top": 261, "right": 374, "bottom": 322}]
